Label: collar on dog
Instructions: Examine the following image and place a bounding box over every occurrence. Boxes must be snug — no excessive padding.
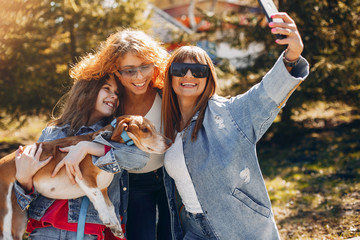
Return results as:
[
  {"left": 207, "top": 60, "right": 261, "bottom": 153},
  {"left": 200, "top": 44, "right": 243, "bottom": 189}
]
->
[
  {"left": 121, "top": 131, "right": 134, "bottom": 146},
  {"left": 110, "top": 118, "right": 134, "bottom": 146},
  {"left": 110, "top": 118, "right": 117, "bottom": 128}
]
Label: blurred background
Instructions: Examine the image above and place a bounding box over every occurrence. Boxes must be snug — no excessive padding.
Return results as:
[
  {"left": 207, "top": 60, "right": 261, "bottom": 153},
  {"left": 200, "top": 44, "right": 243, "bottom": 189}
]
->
[{"left": 0, "top": 0, "right": 359, "bottom": 239}]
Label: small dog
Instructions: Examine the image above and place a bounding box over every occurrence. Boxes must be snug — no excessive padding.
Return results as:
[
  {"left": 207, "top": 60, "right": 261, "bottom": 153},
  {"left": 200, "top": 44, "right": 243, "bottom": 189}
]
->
[{"left": 0, "top": 115, "right": 172, "bottom": 239}]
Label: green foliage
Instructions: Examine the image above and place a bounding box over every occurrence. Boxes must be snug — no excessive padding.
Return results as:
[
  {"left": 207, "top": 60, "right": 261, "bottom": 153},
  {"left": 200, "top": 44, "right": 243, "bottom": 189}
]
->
[
  {"left": 0, "top": 0, "right": 150, "bottom": 123},
  {"left": 196, "top": 0, "right": 360, "bottom": 123},
  {"left": 282, "top": 0, "right": 360, "bottom": 107}
]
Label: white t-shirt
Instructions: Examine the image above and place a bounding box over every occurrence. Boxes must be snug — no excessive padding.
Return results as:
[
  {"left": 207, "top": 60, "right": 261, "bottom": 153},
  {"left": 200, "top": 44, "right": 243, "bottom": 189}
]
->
[
  {"left": 128, "top": 93, "right": 164, "bottom": 173},
  {"left": 164, "top": 132, "right": 203, "bottom": 213}
]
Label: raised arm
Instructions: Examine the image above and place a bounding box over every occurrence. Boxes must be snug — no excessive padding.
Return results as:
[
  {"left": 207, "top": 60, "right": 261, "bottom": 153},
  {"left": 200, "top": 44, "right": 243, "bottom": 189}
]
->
[
  {"left": 228, "top": 13, "right": 309, "bottom": 143},
  {"left": 269, "top": 12, "right": 304, "bottom": 72}
]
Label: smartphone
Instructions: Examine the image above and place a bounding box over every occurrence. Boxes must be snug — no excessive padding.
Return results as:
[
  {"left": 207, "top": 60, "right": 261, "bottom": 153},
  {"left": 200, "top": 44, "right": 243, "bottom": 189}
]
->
[{"left": 257, "top": 0, "right": 286, "bottom": 39}]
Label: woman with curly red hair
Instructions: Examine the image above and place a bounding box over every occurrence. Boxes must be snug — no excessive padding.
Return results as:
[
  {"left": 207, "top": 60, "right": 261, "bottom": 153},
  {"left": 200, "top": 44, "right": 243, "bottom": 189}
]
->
[{"left": 52, "top": 29, "right": 183, "bottom": 239}]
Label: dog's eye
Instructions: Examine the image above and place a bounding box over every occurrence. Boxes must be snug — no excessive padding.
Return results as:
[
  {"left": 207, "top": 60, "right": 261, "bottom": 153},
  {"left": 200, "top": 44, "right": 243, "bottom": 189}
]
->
[{"left": 141, "top": 127, "right": 149, "bottom": 133}]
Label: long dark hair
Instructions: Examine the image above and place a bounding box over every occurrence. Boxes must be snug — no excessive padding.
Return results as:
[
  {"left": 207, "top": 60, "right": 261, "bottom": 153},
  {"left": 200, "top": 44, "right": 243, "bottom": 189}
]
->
[
  {"left": 162, "top": 46, "right": 217, "bottom": 141},
  {"left": 51, "top": 74, "right": 120, "bottom": 135}
]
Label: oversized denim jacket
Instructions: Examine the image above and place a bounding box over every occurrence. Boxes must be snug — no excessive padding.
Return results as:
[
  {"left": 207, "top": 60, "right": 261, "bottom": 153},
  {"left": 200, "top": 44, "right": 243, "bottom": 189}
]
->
[
  {"left": 14, "top": 120, "right": 128, "bottom": 225},
  {"left": 177, "top": 52, "right": 309, "bottom": 240},
  {"left": 91, "top": 52, "right": 309, "bottom": 240}
]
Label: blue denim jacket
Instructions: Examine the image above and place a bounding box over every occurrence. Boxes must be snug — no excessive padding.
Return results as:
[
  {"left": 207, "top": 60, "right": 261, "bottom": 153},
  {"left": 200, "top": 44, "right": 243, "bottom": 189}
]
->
[
  {"left": 91, "top": 52, "right": 309, "bottom": 240},
  {"left": 175, "top": 53, "right": 309, "bottom": 240},
  {"left": 14, "top": 120, "right": 128, "bottom": 225},
  {"left": 92, "top": 124, "right": 184, "bottom": 240}
]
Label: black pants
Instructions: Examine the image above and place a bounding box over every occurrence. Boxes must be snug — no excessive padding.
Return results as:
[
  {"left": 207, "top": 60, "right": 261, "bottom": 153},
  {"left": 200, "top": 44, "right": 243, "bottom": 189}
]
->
[{"left": 126, "top": 167, "right": 172, "bottom": 240}]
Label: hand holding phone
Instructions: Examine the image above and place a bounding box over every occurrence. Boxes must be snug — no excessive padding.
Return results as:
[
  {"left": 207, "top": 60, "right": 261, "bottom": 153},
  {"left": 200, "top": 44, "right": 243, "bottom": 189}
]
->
[{"left": 258, "top": 0, "right": 286, "bottom": 39}]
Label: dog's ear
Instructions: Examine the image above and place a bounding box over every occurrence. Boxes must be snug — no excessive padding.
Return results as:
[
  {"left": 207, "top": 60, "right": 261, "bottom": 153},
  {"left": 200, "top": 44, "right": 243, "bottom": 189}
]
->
[
  {"left": 91, "top": 124, "right": 114, "bottom": 140},
  {"left": 111, "top": 116, "right": 131, "bottom": 142}
]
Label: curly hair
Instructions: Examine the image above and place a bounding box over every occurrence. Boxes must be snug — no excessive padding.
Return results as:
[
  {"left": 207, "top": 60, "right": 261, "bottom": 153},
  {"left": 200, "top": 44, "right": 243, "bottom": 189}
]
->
[{"left": 70, "top": 29, "right": 169, "bottom": 90}]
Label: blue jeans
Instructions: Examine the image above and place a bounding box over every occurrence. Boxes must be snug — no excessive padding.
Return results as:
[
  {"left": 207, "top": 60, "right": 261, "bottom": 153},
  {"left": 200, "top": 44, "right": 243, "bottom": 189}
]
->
[
  {"left": 28, "top": 226, "right": 98, "bottom": 240},
  {"left": 126, "top": 167, "right": 172, "bottom": 240},
  {"left": 183, "top": 211, "right": 217, "bottom": 240}
]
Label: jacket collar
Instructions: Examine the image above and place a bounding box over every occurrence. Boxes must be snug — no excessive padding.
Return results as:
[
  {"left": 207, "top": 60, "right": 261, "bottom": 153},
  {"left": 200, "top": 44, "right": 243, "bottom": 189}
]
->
[{"left": 58, "top": 119, "right": 107, "bottom": 136}]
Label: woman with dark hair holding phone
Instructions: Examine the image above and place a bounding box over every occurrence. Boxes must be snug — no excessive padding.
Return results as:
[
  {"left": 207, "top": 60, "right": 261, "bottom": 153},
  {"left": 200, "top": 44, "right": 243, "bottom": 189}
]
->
[{"left": 161, "top": 13, "right": 309, "bottom": 239}]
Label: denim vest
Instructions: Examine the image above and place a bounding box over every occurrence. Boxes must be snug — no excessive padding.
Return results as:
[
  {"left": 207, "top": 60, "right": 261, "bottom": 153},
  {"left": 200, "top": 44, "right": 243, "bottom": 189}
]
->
[{"left": 14, "top": 120, "right": 127, "bottom": 225}]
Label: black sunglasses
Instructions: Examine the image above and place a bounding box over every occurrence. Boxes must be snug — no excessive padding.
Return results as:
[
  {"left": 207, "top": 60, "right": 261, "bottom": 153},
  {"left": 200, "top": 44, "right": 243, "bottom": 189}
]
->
[{"left": 170, "top": 63, "right": 210, "bottom": 78}]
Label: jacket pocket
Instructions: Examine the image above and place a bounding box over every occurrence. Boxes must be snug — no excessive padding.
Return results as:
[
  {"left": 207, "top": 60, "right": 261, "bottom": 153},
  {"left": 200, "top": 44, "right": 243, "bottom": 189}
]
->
[{"left": 232, "top": 188, "right": 270, "bottom": 218}]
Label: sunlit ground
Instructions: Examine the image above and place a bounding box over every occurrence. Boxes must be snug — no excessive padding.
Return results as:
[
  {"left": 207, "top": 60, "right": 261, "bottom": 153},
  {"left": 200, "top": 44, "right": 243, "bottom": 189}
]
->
[
  {"left": 0, "top": 114, "right": 47, "bottom": 144},
  {"left": 259, "top": 101, "right": 360, "bottom": 239}
]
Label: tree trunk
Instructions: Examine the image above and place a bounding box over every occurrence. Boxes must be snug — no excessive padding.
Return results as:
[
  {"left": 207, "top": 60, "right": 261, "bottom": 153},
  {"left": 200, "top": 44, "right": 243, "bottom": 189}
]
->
[
  {"left": 280, "top": 100, "right": 293, "bottom": 123},
  {"left": 278, "top": 0, "right": 284, "bottom": 9},
  {"left": 68, "top": 18, "right": 77, "bottom": 65},
  {"left": 189, "top": 0, "right": 197, "bottom": 31}
]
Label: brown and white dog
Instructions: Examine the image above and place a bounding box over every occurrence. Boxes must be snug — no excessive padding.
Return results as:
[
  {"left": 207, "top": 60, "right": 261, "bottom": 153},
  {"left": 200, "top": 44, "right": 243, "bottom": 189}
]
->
[{"left": 0, "top": 115, "right": 172, "bottom": 240}]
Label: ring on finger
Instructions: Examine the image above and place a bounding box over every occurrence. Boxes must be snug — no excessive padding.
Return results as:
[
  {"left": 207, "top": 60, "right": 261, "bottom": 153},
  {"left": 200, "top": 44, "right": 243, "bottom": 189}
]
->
[{"left": 287, "top": 29, "right": 296, "bottom": 36}]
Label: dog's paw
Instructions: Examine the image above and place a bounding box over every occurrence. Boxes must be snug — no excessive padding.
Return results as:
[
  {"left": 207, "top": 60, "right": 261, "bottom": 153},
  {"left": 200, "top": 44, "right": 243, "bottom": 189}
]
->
[
  {"left": 110, "top": 226, "right": 124, "bottom": 238},
  {"left": 104, "top": 221, "right": 123, "bottom": 237}
]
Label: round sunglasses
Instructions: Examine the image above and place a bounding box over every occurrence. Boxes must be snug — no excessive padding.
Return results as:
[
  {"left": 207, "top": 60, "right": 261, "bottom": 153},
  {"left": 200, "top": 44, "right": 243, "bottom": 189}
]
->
[{"left": 170, "top": 63, "right": 210, "bottom": 78}]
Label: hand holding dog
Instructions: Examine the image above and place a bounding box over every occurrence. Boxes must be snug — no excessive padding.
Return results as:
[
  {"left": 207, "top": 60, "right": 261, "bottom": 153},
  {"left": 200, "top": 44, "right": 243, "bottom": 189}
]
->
[
  {"left": 52, "top": 141, "right": 104, "bottom": 184},
  {"left": 15, "top": 143, "right": 52, "bottom": 191}
]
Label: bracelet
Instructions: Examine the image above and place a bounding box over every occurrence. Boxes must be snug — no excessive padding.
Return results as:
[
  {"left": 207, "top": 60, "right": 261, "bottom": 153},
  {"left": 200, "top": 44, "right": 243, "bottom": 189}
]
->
[{"left": 283, "top": 54, "right": 300, "bottom": 68}]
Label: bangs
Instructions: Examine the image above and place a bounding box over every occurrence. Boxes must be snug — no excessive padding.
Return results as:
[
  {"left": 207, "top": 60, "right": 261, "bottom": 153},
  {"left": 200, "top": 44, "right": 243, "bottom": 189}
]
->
[{"left": 172, "top": 46, "right": 208, "bottom": 65}]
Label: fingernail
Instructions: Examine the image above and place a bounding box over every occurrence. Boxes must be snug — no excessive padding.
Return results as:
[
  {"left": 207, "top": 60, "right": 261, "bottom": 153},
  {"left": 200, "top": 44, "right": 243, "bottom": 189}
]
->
[
  {"left": 269, "top": 22, "right": 274, "bottom": 27},
  {"left": 275, "top": 39, "right": 280, "bottom": 43},
  {"left": 271, "top": 28, "right": 276, "bottom": 33}
]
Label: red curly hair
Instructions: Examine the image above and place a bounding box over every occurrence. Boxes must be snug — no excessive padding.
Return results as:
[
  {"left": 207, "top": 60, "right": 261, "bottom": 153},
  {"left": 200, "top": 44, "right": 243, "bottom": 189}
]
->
[{"left": 70, "top": 28, "right": 169, "bottom": 90}]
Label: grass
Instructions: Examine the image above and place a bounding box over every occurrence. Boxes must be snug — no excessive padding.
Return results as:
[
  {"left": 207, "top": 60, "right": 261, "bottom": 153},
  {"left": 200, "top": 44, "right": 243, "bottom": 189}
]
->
[
  {"left": 258, "top": 102, "right": 360, "bottom": 239},
  {"left": 0, "top": 114, "right": 47, "bottom": 158}
]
